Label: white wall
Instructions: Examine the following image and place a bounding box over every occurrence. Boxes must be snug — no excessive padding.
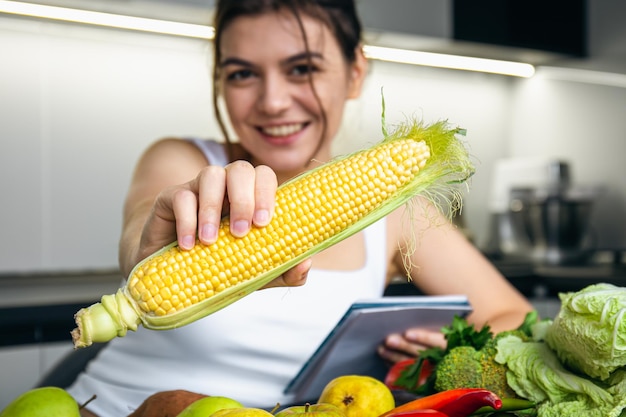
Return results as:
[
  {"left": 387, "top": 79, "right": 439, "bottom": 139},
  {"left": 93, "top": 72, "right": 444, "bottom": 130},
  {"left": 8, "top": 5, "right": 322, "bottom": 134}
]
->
[
  {"left": 1, "top": 17, "right": 218, "bottom": 271},
  {"left": 507, "top": 72, "right": 626, "bottom": 250},
  {"left": 1, "top": 14, "right": 624, "bottom": 273},
  {"left": 336, "top": 61, "right": 513, "bottom": 245}
]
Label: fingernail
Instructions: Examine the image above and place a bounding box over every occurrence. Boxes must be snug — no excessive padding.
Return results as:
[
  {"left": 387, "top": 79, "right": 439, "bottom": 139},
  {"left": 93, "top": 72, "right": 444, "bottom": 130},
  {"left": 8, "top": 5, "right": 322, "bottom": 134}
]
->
[
  {"left": 300, "top": 269, "right": 309, "bottom": 283},
  {"left": 201, "top": 224, "right": 218, "bottom": 243},
  {"left": 254, "top": 209, "right": 270, "bottom": 225},
  {"left": 405, "top": 329, "right": 422, "bottom": 339},
  {"left": 181, "top": 235, "right": 195, "bottom": 249},
  {"left": 231, "top": 220, "right": 249, "bottom": 237},
  {"left": 386, "top": 334, "right": 401, "bottom": 348}
]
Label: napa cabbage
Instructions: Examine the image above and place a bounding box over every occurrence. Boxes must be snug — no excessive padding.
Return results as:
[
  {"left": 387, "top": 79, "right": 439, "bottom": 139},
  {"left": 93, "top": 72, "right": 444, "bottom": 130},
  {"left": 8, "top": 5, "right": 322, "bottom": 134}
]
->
[
  {"left": 495, "top": 283, "right": 626, "bottom": 417},
  {"left": 545, "top": 283, "right": 626, "bottom": 381},
  {"left": 496, "top": 334, "right": 626, "bottom": 417}
]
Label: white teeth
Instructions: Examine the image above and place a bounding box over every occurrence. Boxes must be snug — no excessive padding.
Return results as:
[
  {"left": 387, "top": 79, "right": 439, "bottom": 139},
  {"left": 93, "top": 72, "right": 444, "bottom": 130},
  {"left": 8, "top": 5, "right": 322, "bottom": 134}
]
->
[{"left": 262, "top": 123, "right": 303, "bottom": 137}]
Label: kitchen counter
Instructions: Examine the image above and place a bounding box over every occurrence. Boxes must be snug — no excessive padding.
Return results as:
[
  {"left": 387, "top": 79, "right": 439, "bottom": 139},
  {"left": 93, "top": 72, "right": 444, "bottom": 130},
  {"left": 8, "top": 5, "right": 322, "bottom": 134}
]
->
[
  {"left": 387, "top": 252, "right": 626, "bottom": 299},
  {"left": 2, "top": 256, "right": 625, "bottom": 347},
  {"left": 0, "top": 270, "right": 122, "bottom": 346},
  {"left": 386, "top": 251, "right": 626, "bottom": 320},
  {"left": 489, "top": 251, "right": 626, "bottom": 298},
  {"left": 0, "top": 269, "right": 122, "bottom": 308}
]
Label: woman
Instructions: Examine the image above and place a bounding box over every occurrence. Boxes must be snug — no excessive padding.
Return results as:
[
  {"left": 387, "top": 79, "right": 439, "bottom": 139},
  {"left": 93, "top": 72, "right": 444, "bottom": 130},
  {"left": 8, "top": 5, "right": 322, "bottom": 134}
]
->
[{"left": 67, "top": 0, "right": 533, "bottom": 415}]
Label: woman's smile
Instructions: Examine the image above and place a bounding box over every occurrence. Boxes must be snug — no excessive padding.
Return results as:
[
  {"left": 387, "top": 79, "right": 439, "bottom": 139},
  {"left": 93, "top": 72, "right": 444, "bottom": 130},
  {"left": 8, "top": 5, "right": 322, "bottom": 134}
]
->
[
  {"left": 260, "top": 122, "right": 306, "bottom": 137},
  {"left": 257, "top": 122, "right": 309, "bottom": 145}
]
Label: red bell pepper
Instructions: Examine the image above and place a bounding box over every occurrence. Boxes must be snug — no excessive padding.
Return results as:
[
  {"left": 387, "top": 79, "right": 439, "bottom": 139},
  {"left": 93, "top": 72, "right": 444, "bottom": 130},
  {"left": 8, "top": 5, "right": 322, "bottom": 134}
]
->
[
  {"left": 384, "top": 358, "right": 435, "bottom": 391},
  {"left": 379, "top": 388, "right": 502, "bottom": 417},
  {"left": 436, "top": 390, "right": 502, "bottom": 417},
  {"left": 383, "top": 410, "right": 448, "bottom": 417}
]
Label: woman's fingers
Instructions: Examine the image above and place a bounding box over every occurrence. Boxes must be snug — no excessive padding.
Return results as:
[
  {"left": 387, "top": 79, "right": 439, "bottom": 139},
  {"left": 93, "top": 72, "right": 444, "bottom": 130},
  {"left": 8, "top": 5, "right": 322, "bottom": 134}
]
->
[
  {"left": 378, "top": 333, "right": 424, "bottom": 363},
  {"left": 174, "top": 160, "right": 280, "bottom": 249},
  {"left": 225, "top": 161, "right": 257, "bottom": 237},
  {"left": 190, "top": 161, "right": 279, "bottom": 244},
  {"left": 404, "top": 328, "right": 447, "bottom": 349},
  {"left": 377, "top": 344, "right": 414, "bottom": 364},
  {"left": 196, "top": 165, "right": 226, "bottom": 245},
  {"left": 378, "top": 328, "right": 447, "bottom": 363},
  {"left": 172, "top": 188, "right": 199, "bottom": 250},
  {"left": 282, "top": 258, "right": 312, "bottom": 286},
  {"left": 252, "top": 165, "right": 277, "bottom": 227},
  {"left": 261, "top": 258, "right": 312, "bottom": 289}
]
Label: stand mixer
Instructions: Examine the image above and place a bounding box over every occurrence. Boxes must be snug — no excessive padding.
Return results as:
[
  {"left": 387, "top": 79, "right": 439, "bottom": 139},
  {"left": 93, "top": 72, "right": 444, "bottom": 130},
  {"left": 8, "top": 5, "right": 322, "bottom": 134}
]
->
[{"left": 485, "top": 157, "right": 600, "bottom": 266}]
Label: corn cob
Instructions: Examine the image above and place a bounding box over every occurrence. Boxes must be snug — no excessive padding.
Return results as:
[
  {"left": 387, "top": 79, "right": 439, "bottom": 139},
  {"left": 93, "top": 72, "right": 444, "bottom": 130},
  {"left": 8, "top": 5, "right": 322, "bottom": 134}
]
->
[{"left": 72, "top": 119, "right": 474, "bottom": 348}]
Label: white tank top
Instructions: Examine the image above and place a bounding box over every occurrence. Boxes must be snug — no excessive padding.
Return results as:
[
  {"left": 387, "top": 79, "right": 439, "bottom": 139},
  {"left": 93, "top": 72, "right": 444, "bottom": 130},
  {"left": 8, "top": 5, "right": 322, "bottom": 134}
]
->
[{"left": 67, "top": 139, "right": 388, "bottom": 417}]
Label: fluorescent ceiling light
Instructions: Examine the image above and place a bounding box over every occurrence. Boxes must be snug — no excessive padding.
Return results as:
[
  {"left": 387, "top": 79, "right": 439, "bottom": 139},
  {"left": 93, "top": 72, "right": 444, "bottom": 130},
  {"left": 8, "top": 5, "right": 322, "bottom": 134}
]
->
[
  {"left": 0, "top": 0, "right": 215, "bottom": 39},
  {"left": 363, "top": 45, "right": 535, "bottom": 78},
  {"left": 536, "top": 66, "right": 626, "bottom": 89},
  {"left": 0, "top": 0, "right": 534, "bottom": 78}
]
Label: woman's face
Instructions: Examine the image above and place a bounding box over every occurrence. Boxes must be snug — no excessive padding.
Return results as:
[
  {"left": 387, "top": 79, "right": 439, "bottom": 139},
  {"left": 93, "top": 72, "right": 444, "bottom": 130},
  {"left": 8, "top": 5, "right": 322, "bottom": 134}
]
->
[{"left": 218, "top": 9, "right": 366, "bottom": 178}]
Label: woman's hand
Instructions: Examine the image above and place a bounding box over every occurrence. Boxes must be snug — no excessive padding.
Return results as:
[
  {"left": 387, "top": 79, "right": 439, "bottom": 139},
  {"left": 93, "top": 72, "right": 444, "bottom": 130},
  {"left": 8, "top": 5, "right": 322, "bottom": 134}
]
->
[
  {"left": 140, "top": 161, "right": 277, "bottom": 253},
  {"left": 124, "top": 152, "right": 311, "bottom": 287},
  {"left": 378, "top": 328, "right": 446, "bottom": 364}
]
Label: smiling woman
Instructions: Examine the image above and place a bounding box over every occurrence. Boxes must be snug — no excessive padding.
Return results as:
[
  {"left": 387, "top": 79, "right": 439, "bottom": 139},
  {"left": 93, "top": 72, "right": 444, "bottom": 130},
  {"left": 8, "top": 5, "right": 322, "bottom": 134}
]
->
[
  {"left": 212, "top": 3, "right": 367, "bottom": 183},
  {"left": 60, "top": 1, "right": 533, "bottom": 416}
]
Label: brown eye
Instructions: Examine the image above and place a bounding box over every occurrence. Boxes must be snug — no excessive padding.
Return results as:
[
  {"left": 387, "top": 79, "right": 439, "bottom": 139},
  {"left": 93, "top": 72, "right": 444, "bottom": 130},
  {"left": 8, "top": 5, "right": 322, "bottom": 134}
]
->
[
  {"left": 290, "top": 63, "right": 317, "bottom": 77},
  {"left": 226, "top": 69, "right": 255, "bottom": 82}
]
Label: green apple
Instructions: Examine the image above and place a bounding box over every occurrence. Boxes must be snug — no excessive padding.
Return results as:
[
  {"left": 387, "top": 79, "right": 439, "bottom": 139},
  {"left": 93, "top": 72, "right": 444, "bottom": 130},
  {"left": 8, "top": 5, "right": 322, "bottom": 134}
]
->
[
  {"left": 211, "top": 407, "right": 274, "bottom": 416},
  {"left": 0, "top": 386, "right": 80, "bottom": 417},
  {"left": 176, "top": 395, "right": 243, "bottom": 416},
  {"left": 275, "top": 403, "right": 346, "bottom": 416}
]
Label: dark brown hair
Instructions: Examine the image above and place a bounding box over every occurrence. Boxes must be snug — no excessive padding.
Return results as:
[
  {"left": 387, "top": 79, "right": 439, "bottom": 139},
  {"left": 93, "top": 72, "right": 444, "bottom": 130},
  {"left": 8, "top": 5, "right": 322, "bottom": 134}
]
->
[{"left": 211, "top": 0, "right": 363, "bottom": 162}]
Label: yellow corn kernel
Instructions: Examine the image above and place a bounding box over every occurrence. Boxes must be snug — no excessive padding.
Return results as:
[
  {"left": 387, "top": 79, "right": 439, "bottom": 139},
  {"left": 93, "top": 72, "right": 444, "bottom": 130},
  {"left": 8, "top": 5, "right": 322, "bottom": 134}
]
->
[
  {"left": 126, "top": 138, "right": 430, "bottom": 317},
  {"left": 72, "top": 119, "right": 474, "bottom": 348}
]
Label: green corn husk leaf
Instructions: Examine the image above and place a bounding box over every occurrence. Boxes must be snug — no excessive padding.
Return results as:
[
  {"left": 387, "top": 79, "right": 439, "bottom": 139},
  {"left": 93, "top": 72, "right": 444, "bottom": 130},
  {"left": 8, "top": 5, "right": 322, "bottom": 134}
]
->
[{"left": 72, "top": 117, "right": 474, "bottom": 348}]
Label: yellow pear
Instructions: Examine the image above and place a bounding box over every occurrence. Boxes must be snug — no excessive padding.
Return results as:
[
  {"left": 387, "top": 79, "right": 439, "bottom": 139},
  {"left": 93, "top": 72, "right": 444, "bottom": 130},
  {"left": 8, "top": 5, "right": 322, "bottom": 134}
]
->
[
  {"left": 318, "top": 375, "right": 395, "bottom": 417},
  {"left": 211, "top": 407, "right": 274, "bottom": 416},
  {"left": 0, "top": 386, "right": 81, "bottom": 417}
]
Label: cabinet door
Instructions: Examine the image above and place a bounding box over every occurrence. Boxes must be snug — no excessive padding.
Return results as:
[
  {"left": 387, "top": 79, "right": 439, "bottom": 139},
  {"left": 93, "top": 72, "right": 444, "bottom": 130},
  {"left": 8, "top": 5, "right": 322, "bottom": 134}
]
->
[
  {"left": 0, "top": 345, "right": 40, "bottom": 409},
  {"left": 0, "top": 342, "right": 73, "bottom": 410}
]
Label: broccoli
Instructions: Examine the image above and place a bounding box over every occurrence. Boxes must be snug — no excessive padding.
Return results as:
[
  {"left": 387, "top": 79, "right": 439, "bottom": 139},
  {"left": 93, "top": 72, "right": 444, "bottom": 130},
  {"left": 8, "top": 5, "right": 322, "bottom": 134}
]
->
[
  {"left": 434, "top": 326, "right": 533, "bottom": 399},
  {"left": 395, "top": 312, "right": 539, "bottom": 397},
  {"left": 434, "top": 344, "right": 517, "bottom": 399},
  {"left": 434, "top": 346, "right": 483, "bottom": 388}
]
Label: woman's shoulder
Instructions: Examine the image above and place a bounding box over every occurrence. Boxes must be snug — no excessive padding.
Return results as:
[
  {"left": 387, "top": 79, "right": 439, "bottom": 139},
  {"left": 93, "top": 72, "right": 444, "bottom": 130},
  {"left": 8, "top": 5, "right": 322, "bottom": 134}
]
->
[
  {"left": 138, "top": 137, "right": 202, "bottom": 161},
  {"left": 182, "top": 139, "right": 251, "bottom": 167},
  {"left": 146, "top": 137, "right": 229, "bottom": 166},
  {"left": 185, "top": 138, "right": 224, "bottom": 152}
]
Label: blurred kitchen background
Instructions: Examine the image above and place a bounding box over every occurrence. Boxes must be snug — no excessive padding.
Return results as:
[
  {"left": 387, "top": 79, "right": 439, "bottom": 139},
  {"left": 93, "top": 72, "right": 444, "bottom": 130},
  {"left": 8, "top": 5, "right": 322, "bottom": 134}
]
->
[{"left": 1, "top": 0, "right": 625, "bottom": 407}]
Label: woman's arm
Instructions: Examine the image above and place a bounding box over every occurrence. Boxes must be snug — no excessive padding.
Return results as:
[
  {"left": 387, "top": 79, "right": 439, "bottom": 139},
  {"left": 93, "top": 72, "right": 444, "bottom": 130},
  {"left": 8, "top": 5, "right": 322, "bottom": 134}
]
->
[
  {"left": 118, "top": 138, "right": 311, "bottom": 286},
  {"left": 380, "top": 197, "right": 534, "bottom": 362},
  {"left": 119, "top": 138, "right": 209, "bottom": 276}
]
